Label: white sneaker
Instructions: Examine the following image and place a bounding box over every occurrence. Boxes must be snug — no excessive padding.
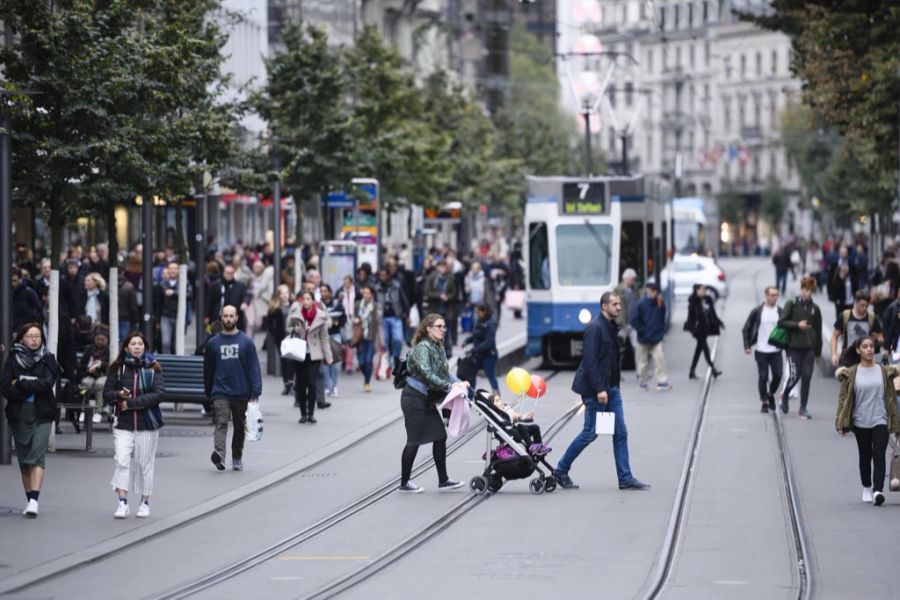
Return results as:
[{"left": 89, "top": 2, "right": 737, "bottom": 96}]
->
[
  {"left": 398, "top": 481, "right": 425, "bottom": 493},
  {"left": 92, "top": 412, "right": 102, "bottom": 424},
  {"left": 24, "top": 499, "right": 38, "bottom": 518},
  {"left": 862, "top": 486, "right": 873, "bottom": 503},
  {"left": 331, "top": 387, "right": 339, "bottom": 397},
  {"left": 136, "top": 502, "right": 150, "bottom": 518},
  {"left": 114, "top": 501, "right": 129, "bottom": 519},
  {"left": 78, "top": 412, "right": 85, "bottom": 423}
]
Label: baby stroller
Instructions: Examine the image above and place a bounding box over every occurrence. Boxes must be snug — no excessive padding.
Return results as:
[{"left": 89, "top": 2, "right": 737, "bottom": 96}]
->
[{"left": 467, "top": 389, "right": 557, "bottom": 495}]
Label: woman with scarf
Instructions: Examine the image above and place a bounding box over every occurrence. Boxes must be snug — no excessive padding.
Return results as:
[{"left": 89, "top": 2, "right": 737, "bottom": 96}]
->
[
  {"left": 1, "top": 323, "right": 61, "bottom": 517},
  {"left": 685, "top": 284, "right": 724, "bottom": 379},
  {"left": 354, "top": 286, "right": 379, "bottom": 392},
  {"left": 288, "top": 291, "right": 333, "bottom": 424},
  {"left": 103, "top": 332, "right": 165, "bottom": 519},
  {"left": 266, "top": 284, "right": 294, "bottom": 396},
  {"left": 83, "top": 272, "right": 110, "bottom": 327}
]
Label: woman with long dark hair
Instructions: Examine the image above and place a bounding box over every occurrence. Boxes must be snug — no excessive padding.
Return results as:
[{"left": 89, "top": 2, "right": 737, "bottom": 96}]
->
[
  {"left": 288, "top": 291, "right": 333, "bottom": 424},
  {"left": 354, "top": 286, "right": 378, "bottom": 392},
  {"left": 398, "top": 313, "right": 467, "bottom": 493},
  {"left": 685, "top": 284, "right": 724, "bottom": 379},
  {"left": 835, "top": 335, "right": 900, "bottom": 506},
  {"left": 103, "top": 331, "right": 165, "bottom": 519},
  {"left": 1, "top": 323, "right": 61, "bottom": 518}
]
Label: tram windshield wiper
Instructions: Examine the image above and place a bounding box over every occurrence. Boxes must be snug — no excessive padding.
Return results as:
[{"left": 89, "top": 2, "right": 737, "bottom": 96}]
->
[{"left": 583, "top": 219, "right": 611, "bottom": 256}]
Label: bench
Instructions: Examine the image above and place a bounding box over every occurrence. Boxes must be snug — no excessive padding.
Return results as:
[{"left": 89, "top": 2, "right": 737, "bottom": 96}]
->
[{"left": 155, "top": 354, "right": 207, "bottom": 404}]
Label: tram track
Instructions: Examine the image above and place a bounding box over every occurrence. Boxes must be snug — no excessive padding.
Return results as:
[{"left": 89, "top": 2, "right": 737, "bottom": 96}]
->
[
  {"left": 151, "top": 368, "right": 565, "bottom": 600},
  {"left": 641, "top": 261, "right": 813, "bottom": 600}
]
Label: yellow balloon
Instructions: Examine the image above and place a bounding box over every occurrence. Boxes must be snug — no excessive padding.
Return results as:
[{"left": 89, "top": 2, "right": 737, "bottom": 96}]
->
[{"left": 506, "top": 367, "right": 531, "bottom": 395}]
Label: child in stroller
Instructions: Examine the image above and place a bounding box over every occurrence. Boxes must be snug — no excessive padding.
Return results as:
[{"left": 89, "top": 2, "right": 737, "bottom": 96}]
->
[
  {"left": 468, "top": 389, "right": 557, "bottom": 495},
  {"left": 487, "top": 391, "right": 551, "bottom": 456}
]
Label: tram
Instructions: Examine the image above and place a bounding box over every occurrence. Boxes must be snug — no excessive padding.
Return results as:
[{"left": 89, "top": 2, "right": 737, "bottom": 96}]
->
[{"left": 524, "top": 175, "right": 673, "bottom": 365}]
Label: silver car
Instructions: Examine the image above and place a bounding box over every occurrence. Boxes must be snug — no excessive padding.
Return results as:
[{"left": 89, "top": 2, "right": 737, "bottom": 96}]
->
[{"left": 660, "top": 255, "right": 729, "bottom": 301}]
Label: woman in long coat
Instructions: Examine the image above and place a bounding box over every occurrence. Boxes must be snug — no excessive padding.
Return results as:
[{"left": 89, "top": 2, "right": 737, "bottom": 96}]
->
[
  {"left": 288, "top": 291, "right": 333, "bottom": 424},
  {"left": 685, "top": 284, "right": 724, "bottom": 379}
]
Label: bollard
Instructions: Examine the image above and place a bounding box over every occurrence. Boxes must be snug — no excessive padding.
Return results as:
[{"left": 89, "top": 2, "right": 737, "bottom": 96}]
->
[{"left": 84, "top": 400, "right": 94, "bottom": 452}]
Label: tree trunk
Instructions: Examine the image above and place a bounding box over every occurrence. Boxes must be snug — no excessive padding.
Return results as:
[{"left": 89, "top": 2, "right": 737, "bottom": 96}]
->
[{"left": 175, "top": 199, "right": 187, "bottom": 355}]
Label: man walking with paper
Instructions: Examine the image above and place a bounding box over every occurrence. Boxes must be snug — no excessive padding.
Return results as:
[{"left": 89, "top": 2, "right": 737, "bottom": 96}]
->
[{"left": 552, "top": 292, "right": 650, "bottom": 491}]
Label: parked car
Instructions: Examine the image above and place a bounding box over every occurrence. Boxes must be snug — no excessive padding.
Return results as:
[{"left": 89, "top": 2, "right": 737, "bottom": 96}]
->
[{"left": 658, "top": 255, "right": 728, "bottom": 301}]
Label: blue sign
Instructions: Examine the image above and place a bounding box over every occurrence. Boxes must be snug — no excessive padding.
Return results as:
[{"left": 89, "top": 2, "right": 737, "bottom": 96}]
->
[{"left": 325, "top": 191, "right": 355, "bottom": 208}]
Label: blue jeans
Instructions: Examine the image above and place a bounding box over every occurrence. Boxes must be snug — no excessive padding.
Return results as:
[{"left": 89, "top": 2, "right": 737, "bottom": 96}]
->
[
  {"left": 477, "top": 354, "right": 499, "bottom": 391},
  {"left": 382, "top": 316, "right": 404, "bottom": 362},
  {"left": 556, "top": 387, "right": 633, "bottom": 485},
  {"left": 118, "top": 320, "right": 133, "bottom": 341},
  {"left": 357, "top": 340, "right": 375, "bottom": 384},
  {"left": 322, "top": 334, "right": 341, "bottom": 392}
]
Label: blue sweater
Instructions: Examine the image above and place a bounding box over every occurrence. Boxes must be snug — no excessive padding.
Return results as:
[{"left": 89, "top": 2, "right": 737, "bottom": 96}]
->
[
  {"left": 203, "top": 332, "right": 263, "bottom": 400},
  {"left": 630, "top": 295, "right": 666, "bottom": 344}
]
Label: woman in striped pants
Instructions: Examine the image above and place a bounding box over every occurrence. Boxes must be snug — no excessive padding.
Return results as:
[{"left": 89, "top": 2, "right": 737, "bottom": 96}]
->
[{"left": 103, "top": 332, "right": 165, "bottom": 519}]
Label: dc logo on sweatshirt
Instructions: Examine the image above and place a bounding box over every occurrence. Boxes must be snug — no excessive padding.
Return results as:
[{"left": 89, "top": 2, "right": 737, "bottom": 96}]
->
[{"left": 221, "top": 344, "right": 240, "bottom": 360}]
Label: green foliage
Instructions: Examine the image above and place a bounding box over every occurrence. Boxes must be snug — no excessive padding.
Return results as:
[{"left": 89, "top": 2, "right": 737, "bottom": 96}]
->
[
  {"left": 716, "top": 184, "right": 744, "bottom": 224},
  {"left": 759, "top": 176, "right": 787, "bottom": 224},
  {"left": 748, "top": 1, "right": 900, "bottom": 189}
]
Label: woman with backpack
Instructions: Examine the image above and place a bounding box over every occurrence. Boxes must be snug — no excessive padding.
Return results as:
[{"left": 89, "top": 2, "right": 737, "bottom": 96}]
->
[
  {"left": 103, "top": 331, "right": 165, "bottom": 519},
  {"left": 835, "top": 336, "right": 900, "bottom": 506},
  {"left": 1, "top": 323, "right": 61, "bottom": 518},
  {"left": 685, "top": 284, "right": 724, "bottom": 380}
]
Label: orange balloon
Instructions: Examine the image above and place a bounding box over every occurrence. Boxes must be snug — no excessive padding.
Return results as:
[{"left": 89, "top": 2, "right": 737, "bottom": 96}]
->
[{"left": 526, "top": 375, "right": 546, "bottom": 398}]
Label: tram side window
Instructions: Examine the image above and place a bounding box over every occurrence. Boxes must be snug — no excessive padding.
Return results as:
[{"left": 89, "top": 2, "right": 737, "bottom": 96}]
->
[
  {"left": 529, "top": 222, "right": 551, "bottom": 289},
  {"left": 620, "top": 220, "right": 645, "bottom": 286}
]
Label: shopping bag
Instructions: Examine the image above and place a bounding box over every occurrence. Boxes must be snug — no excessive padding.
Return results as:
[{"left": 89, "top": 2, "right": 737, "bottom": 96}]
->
[
  {"left": 280, "top": 336, "right": 307, "bottom": 362},
  {"left": 890, "top": 435, "right": 900, "bottom": 492},
  {"left": 408, "top": 305, "right": 421, "bottom": 328},
  {"left": 504, "top": 290, "right": 525, "bottom": 311},
  {"left": 456, "top": 353, "right": 479, "bottom": 385},
  {"left": 767, "top": 324, "right": 791, "bottom": 350},
  {"left": 460, "top": 306, "right": 473, "bottom": 333},
  {"left": 245, "top": 402, "right": 263, "bottom": 442},
  {"left": 595, "top": 412, "right": 615, "bottom": 435},
  {"left": 375, "top": 350, "right": 391, "bottom": 380}
]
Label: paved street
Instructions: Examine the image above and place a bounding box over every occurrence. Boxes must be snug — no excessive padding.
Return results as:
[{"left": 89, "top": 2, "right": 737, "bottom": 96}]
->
[{"left": 3, "top": 259, "right": 900, "bottom": 599}]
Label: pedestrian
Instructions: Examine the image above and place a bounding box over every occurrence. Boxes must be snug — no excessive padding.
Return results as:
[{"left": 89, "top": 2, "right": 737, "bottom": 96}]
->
[
  {"left": 12, "top": 268, "right": 43, "bottom": 333},
  {"left": 464, "top": 262, "right": 488, "bottom": 323},
  {"left": 203, "top": 305, "right": 262, "bottom": 470},
  {"left": 685, "top": 284, "right": 724, "bottom": 379},
  {"left": 288, "top": 291, "right": 333, "bottom": 423},
  {"left": 399, "top": 313, "right": 467, "bottom": 493},
  {"left": 246, "top": 260, "right": 273, "bottom": 338},
  {"left": 830, "top": 290, "right": 882, "bottom": 368},
  {"left": 425, "top": 259, "right": 459, "bottom": 358},
  {"left": 75, "top": 326, "right": 111, "bottom": 425},
  {"left": 206, "top": 265, "right": 249, "bottom": 332},
  {"left": 773, "top": 247, "right": 791, "bottom": 294},
  {"left": 376, "top": 267, "right": 409, "bottom": 370},
  {"left": 116, "top": 269, "right": 140, "bottom": 341},
  {"left": 153, "top": 263, "right": 181, "bottom": 354},
  {"left": 778, "top": 276, "right": 823, "bottom": 419},
  {"left": 320, "top": 284, "right": 345, "bottom": 398},
  {"left": 265, "top": 284, "right": 294, "bottom": 396},
  {"left": 0, "top": 323, "right": 61, "bottom": 518},
  {"left": 883, "top": 288, "right": 900, "bottom": 354},
  {"left": 461, "top": 303, "right": 500, "bottom": 393},
  {"left": 338, "top": 275, "right": 357, "bottom": 373},
  {"left": 630, "top": 283, "right": 672, "bottom": 391},
  {"left": 742, "top": 285, "right": 783, "bottom": 412},
  {"left": 830, "top": 264, "right": 857, "bottom": 319},
  {"left": 354, "top": 286, "right": 378, "bottom": 392},
  {"left": 103, "top": 331, "right": 165, "bottom": 518},
  {"left": 552, "top": 292, "right": 650, "bottom": 491},
  {"left": 835, "top": 336, "right": 900, "bottom": 507}
]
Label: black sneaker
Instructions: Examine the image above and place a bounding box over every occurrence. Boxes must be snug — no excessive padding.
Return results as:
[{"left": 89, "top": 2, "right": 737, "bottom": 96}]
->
[
  {"left": 767, "top": 394, "right": 776, "bottom": 411},
  {"left": 552, "top": 470, "right": 579, "bottom": 490},
  {"left": 438, "top": 479, "right": 464, "bottom": 491},
  {"left": 619, "top": 478, "right": 651, "bottom": 490},
  {"left": 211, "top": 451, "right": 225, "bottom": 471},
  {"left": 780, "top": 399, "right": 789, "bottom": 414},
  {"left": 760, "top": 403, "right": 769, "bottom": 413},
  {"left": 874, "top": 491, "right": 885, "bottom": 506},
  {"left": 317, "top": 401, "right": 332, "bottom": 409}
]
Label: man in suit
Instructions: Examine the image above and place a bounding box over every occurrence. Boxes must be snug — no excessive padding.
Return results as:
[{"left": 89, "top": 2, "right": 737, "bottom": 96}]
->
[{"left": 552, "top": 291, "right": 651, "bottom": 491}]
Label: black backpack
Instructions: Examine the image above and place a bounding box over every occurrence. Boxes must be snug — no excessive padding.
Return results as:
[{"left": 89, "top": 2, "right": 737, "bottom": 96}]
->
[{"left": 393, "top": 358, "right": 409, "bottom": 390}]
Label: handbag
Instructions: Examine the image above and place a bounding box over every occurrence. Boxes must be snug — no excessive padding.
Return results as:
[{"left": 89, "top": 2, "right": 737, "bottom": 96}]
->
[
  {"left": 767, "top": 324, "right": 791, "bottom": 350},
  {"left": 375, "top": 350, "right": 391, "bottom": 380},
  {"left": 280, "top": 336, "right": 307, "bottom": 362},
  {"left": 351, "top": 321, "right": 363, "bottom": 347},
  {"left": 504, "top": 290, "right": 525, "bottom": 311},
  {"left": 244, "top": 402, "right": 263, "bottom": 442},
  {"left": 329, "top": 337, "right": 342, "bottom": 364},
  {"left": 392, "top": 358, "right": 409, "bottom": 390},
  {"left": 890, "top": 435, "right": 900, "bottom": 492}
]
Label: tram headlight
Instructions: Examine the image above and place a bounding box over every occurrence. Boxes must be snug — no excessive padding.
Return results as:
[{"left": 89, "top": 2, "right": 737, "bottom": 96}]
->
[{"left": 578, "top": 308, "right": 592, "bottom": 324}]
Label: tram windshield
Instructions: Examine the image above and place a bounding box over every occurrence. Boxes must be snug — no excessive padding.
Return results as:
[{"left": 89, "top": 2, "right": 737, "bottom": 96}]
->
[{"left": 556, "top": 223, "right": 614, "bottom": 286}]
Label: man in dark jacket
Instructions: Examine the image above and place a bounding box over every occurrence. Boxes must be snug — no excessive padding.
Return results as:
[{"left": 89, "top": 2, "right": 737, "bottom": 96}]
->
[
  {"left": 629, "top": 283, "right": 671, "bottom": 392},
  {"left": 883, "top": 288, "right": 900, "bottom": 353},
  {"left": 425, "top": 260, "right": 459, "bottom": 357},
  {"left": 154, "top": 263, "right": 191, "bottom": 354},
  {"left": 778, "top": 276, "right": 823, "bottom": 419},
  {"left": 376, "top": 268, "right": 409, "bottom": 370},
  {"left": 12, "top": 268, "right": 43, "bottom": 332},
  {"left": 206, "top": 265, "right": 248, "bottom": 332},
  {"left": 553, "top": 292, "right": 650, "bottom": 491},
  {"left": 742, "top": 285, "right": 783, "bottom": 412}
]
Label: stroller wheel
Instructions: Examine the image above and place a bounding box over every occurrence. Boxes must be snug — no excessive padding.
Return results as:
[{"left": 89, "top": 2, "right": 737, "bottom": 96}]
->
[
  {"left": 469, "top": 476, "right": 487, "bottom": 495},
  {"left": 543, "top": 478, "right": 557, "bottom": 493},
  {"left": 529, "top": 478, "right": 545, "bottom": 495},
  {"left": 487, "top": 474, "right": 503, "bottom": 493}
]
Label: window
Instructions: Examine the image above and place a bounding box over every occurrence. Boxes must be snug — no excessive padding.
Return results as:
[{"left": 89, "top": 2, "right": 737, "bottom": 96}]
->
[
  {"left": 688, "top": 3, "right": 694, "bottom": 27},
  {"left": 674, "top": 5, "right": 680, "bottom": 29},
  {"left": 769, "top": 148, "right": 777, "bottom": 174},
  {"left": 771, "top": 50, "right": 778, "bottom": 75},
  {"left": 723, "top": 97, "right": 732, "bottom": 131},
  {"left": 769, "top": 92, "right": 778, "bottom": 130},
  {"left": 689, "top": 44, "right": 695, "bottom": 68},
  {"left": 529, "top": 222, "right": 550, "bottom": 290},
  {"left": 555, "top": 224, "right": 614, "bottom": 286},
  {"left": 738, "top": 97, "right": 746, "bottom": 127},
  {"left": 703, "top": 0, "right": 709, "bottom": 22},
  {"left": 646, "top": 134, "right": 653, "bottom": 164},
  {"left": 646, "top": 49, "right": 653, "bottom": 72},
  {"left": 663, "top": 46, "right": 669, "bottom": 70},
  {"left": 740, "top": 54, "right": 746, "bottom": 78},
  {"left": 676, "top": 47, "right": 682, "bottom": 69},
  {"left": 659, "top": 6, "right": 666, "bottom": 29},
  {"left": 756, "top": 52, "right": 762, "bottom": 77},
  {"left": 705, "top": 41, "right": 711, "bottom": 66},
  {"left": 609, "top": 127, "right": 617, "bottom": 155},
  {"left": 754, "top": 96, "right": 761, "bottom": 127},
  {"left": 621, "top": 221, "right": 645, "bottom": 286},
  {"left": 625, "top": 82, "right": 634, "bottom": 106}
]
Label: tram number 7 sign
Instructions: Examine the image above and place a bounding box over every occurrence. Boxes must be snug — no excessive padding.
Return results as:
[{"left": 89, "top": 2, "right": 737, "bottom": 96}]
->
[{"left": 561, "top": 182, "right": 607, "bottom": 215}]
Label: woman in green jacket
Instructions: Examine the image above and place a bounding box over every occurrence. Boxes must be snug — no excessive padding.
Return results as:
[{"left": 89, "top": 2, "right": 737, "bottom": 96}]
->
[
  {"left": 835, "top": 335, "right": 900, "bottom": 507},
  {"left": 398, "top": 313, "right": 468, "bottom": 494}
]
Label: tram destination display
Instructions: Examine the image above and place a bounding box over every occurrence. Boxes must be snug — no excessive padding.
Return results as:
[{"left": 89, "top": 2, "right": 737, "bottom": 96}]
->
[{"left": 561, "top": 182, "right": 607, "bottom": 215}]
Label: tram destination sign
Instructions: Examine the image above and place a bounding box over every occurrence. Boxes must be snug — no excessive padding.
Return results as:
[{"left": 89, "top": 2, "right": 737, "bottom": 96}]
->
[{"left": 561, "top": 182, "right": 607, "bottom": 215}]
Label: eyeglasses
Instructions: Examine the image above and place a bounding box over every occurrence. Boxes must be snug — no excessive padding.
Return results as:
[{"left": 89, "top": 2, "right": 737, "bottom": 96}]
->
[{"left": 431, "top": 324, "right": 446, "bottom": 330}]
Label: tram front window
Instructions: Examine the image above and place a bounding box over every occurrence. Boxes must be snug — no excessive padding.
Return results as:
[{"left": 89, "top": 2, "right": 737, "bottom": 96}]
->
[{"left": 556, "top": 223, "right": 613, "bottom": 286}]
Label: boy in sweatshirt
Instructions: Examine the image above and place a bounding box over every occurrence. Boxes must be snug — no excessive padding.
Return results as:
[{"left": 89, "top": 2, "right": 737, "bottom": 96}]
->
[{"left": 203, "top": 305, "right": 262, "bottom": 471}]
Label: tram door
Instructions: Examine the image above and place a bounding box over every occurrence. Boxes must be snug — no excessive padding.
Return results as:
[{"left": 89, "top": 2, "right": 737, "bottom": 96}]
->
[{"left": 620, "top": 220, "right": 645, "bottom": 287}]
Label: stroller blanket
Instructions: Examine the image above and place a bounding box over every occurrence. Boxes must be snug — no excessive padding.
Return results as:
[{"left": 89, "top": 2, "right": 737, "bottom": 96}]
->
[{"left": 440, "top": 387, "right": 470, "bottom": 437}]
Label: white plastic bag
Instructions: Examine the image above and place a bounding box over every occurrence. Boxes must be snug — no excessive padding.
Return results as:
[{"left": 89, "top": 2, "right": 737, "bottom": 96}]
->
[
  {"left": 280, "top": 336, "right": 307, "bottom": 362},
  {"left": 408, "top": 305, "right": 421, "bottom": 328},
  {"left": 245, "top": 402, "right": 263, "bottom": 442}
]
